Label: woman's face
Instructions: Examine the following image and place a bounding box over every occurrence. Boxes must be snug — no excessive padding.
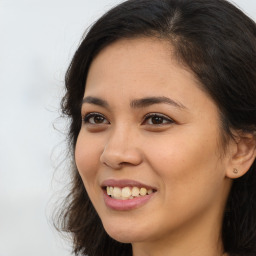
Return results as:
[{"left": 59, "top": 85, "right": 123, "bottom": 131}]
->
[{"left": 75, "top": 38, "right": 232, "bottom": 246}]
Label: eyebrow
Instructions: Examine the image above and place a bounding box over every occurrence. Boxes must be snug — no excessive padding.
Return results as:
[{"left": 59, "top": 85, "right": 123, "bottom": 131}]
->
[
  {"left": 82, "top": 96, "right": 109, "bottom": 108},
  {"left": 82, "top": 96, "right": 186, "bottom": 110},
  {"left": 130, "top": 96, "right": 186, "bottom": 109}
]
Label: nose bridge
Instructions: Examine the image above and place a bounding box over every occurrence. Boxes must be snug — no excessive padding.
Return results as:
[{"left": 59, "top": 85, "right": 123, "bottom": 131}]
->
[
  {"left": 109, "top": 122, "right": 130, "bottom": 147},
  {"left": 100, "top": 122, "right": 142, "bottom": 169}
]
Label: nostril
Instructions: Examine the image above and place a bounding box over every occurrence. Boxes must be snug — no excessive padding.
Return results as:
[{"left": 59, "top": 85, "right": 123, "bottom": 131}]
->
[{"left": 102, "top": 160, "right": 123, "bottom": 170}]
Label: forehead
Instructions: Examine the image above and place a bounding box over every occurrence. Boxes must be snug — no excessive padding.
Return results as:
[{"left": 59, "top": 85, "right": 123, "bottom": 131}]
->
[
  {"left": 86, "top": 38, "right": 196, "bottom": 93},
  {"left": 85, "top": 37, "right": 212, "bottom": 108}
]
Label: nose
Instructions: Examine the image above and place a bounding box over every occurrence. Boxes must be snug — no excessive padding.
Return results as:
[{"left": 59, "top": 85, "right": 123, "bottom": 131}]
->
[{"left": 100, "top": 127, "right": 143, "bottom": 169}]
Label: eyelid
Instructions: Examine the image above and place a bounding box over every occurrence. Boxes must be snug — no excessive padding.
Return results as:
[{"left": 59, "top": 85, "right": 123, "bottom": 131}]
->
[{"left": 82, "top": 112, "right": 110, "bottom": 124}]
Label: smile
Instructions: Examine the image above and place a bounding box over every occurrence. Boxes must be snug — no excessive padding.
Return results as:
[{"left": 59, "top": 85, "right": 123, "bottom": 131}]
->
[
  {"left": 106, "top": 186, "right": 154, "bottom": 200},
  {"left": 101, "top": 179, "right": 157, "bottom": 211}
]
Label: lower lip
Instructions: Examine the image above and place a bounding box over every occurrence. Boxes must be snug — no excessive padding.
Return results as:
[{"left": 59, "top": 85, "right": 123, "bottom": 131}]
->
[{"left": 103, "top": 190, "right": 155, "bottom": 211}]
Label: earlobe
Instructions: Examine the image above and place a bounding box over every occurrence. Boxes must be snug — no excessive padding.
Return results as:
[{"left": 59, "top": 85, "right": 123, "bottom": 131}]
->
[{"left": 226, "top": 132, "right": 256, "bottom": 179}]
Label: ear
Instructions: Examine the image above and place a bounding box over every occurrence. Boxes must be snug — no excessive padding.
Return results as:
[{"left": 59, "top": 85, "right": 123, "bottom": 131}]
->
[{"left": 226, "top": 132, "right": 256, "bottom": 179}]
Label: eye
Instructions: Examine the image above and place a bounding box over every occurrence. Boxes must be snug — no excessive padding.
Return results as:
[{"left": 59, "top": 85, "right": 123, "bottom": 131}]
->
[
  {"left": 83, "top": 112, "right": 109, "bottom": 125},
  {"left": 143, "top": 113, "right": 174, "bottom": 125}
]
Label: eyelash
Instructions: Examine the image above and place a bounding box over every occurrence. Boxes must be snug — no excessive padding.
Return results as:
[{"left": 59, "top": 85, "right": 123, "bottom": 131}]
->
[
  {"left": 83, "top": 112, "right": 109, "bottom": 125},
  {"left": 82, "top": 112, "right": 175, "bottom": 126},
  {"left": 143, "top": 113, "right": 174, "bottom": 125}
]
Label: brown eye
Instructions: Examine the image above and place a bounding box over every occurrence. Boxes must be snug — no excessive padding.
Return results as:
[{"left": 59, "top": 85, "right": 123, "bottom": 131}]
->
[
  {"left": 93, "top": 115, "right": 105, "bottom": 124},
  {"left": 83, "top": 113, "right": 109, "bottom": 125},
  {"left": 143, "top": 113, "right": 174, "bottom": 125},
  {"left": 151, "top": 116, "right": 164, "bottom": 124}
]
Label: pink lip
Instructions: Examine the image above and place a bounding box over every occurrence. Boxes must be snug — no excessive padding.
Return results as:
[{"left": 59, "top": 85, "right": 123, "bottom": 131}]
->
[
  {"left": 101, "top": 179, "right": 157, "bottom": 211},
  {"left": 103, "top": 191, "right": 155, "bottom": 211}
]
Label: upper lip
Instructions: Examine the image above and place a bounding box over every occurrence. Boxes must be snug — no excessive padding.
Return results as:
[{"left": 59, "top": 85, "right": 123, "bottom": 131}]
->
[{"left": 101, "top": 179, "right": 157, "bottom": 190}]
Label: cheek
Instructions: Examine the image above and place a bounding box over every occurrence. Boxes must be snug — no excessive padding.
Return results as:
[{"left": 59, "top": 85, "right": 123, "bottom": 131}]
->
[
  {"left": 145, "top": 130, "right": 224, "bottom": 205},
  {"left": 75, "top": 132, "right": 101, "bottom": 183},
  {"left": 75, "top": 131, "right": 106, "bottom": 214},
  {"left": 145, "top": 131, "right": 216, "bottom": 173}
]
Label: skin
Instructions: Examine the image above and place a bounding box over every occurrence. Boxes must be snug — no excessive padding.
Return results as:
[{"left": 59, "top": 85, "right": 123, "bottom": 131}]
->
[{"left": 75, "top": 37, "right": 235, "bottom": 256}]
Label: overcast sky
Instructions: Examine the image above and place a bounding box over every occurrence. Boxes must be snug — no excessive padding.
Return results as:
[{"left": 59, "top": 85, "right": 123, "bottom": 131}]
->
[{"left": 0, "top": 1, "right": 255, "bottom": 255}]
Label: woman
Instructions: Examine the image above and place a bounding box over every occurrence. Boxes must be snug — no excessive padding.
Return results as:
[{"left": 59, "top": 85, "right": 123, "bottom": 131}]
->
[{"left": 56, "top": 0, "right": 256, "bottom": 255}]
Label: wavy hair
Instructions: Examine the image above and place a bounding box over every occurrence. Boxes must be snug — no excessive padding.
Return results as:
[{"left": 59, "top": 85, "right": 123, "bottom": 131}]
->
[{"left": 55, "top": 0, "right": 256, "bottom": 255}]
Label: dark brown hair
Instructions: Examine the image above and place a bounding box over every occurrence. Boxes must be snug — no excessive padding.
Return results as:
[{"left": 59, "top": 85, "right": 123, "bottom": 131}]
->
[{"left": 56, "top": 0, "right": 256, "bottom": 255}]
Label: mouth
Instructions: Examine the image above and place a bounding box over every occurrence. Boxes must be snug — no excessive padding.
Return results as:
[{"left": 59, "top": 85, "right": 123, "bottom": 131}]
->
[
  {"left": 103, "top": 186, "right": 156, "bottom": 200},
  {"left": 101, "top": 179, "right": 157, "bottom": 211}
]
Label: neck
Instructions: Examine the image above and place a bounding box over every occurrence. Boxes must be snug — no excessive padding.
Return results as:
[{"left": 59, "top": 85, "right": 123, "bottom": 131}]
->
[{"left": 132, "top": 238, "right": 224, "bottom": 256}]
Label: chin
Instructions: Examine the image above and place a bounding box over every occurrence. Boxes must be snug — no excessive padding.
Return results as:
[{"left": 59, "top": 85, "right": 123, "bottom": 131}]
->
[{"left": 102, "top": 219, "right": 149, "bottom": 243}]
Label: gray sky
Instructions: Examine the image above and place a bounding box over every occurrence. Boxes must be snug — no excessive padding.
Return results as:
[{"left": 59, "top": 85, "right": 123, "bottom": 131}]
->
[{"left": 0, "top": 0, "right": 255, "bottom": 255}]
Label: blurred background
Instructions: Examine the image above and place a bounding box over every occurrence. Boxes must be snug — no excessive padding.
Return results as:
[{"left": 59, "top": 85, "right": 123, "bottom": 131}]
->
[{"left": 0, "top": 0, "right": 255, "bottom": 255}]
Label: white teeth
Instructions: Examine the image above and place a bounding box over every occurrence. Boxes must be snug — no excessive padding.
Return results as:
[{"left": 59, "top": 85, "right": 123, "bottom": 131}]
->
[
  {"left": 147, "top": 189, "right": 153, "bottom": 194},
  {"left": 140, "top": 188, "right": 147, "bottom": 196},
  {"left": 122, "top": 187, "right": 132, "bottom": 198},
  {"left": 131, "top": 187, "right": 140, "bottom": 197},
  {"left": 112, "top": 187, "right": 122, "bottom": 199},
  {"left": 107, "top": 186, "right": 111, "bottom": 195},
  {"left": 106, "top": 186, "right": 154, "bottom": 200}
]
